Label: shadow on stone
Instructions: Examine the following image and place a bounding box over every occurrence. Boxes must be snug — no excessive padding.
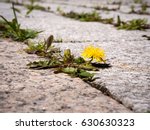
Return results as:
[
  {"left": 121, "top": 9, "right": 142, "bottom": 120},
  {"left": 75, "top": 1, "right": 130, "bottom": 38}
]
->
[{"left": 91, "top": 63, "right": 112, "bottom": 69}]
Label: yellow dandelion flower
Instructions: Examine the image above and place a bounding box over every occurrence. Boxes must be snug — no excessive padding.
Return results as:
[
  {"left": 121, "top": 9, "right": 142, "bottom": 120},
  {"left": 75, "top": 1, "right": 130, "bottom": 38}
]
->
[{"left": 81, "top": 45, "right": 106, "bottom": 63}]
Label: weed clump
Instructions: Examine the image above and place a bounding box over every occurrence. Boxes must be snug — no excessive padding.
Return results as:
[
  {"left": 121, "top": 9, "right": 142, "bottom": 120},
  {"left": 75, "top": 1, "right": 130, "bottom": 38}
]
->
[
  {"left": 129, "top": 2, "right": 150, "bottom": 15},
  {"left": 27, "top": 35, "right": 110, "bottom": 82},
  {"left": 25, "top": 35, "right": 60, "bottom": 58},
  {"left": 114, "top": 16, "right": 150, "bottom": 30},
  {"left": 0, "top": 3, "right": 40, "bottom": 41},
  {"left": 58, "top": 10, "right": 114, "bottom": 24}
]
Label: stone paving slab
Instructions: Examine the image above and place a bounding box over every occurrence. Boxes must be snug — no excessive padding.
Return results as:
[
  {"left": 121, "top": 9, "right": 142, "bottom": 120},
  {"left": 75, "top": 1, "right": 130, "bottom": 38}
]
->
[
  {"left": 0, "top": 2, "right": 150, "bottom": 42},
  {"left": 0, "top": 1, "right": 150, "bottom": 112},
  {"left": 0, "top": 40, "right": 131, "bottom": 112},
  {"left": 54, "top": 39, "right": 150, "bottom": 112}
]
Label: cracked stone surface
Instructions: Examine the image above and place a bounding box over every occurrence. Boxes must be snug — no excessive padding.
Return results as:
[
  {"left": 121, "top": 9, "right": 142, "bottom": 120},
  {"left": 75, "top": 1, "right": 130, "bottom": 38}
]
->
[
  {"left": 0, "top": 40, "right": 130, "bottom": 112},
  {"left": 0, "top": 0, "right": 150, "bottom": 112}
]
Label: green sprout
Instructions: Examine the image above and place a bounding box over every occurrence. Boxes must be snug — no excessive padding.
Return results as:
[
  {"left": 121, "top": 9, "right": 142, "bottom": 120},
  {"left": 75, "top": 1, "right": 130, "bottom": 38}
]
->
[
  {"left": 5, "top": 0, "right": 49, "bottom": 14},
  {"left": 0, "top": 3, "right": 41, "bottom": 41},
  {"left": 130, "top": 5, "right": 135, "bottom": 13},
  {"left": 141, "top": 2, "right": 148, "bottom": 13},
  {"left": 25, "top": 35, "right": 60, "bottom": 57},
  {"left": 57, "top": 6, "right": 63, "bottom": 14},
  {"left": 25, "top": 0, "right": 50, "bottom": 15}
]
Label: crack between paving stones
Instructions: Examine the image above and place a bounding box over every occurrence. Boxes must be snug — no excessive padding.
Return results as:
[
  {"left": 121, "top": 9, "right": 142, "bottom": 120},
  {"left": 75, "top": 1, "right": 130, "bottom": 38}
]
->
[
  {"left": 54, "top": 39, "right": 147, "bottom": 44},
  {"left": 2, "top": 2, "right": 150, "bottom": 43},
  {"left": 45, "top": 1, "right": 90, "bottom": 8},
  {"left": 87, "top": 81, "right": 133, "bottom": 111}
]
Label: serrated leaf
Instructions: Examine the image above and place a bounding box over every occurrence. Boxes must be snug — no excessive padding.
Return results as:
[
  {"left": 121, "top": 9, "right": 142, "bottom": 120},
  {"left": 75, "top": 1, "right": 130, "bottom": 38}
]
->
[
  {"left": 62, "top": 67, "right": 77, "bottom": 74},
  {"left": 46, "top": 35, "right": 54, "bottom": 51},
  {"left": 74, "top": 57, "right": 85, "bottom": 64},
  {"left": 78, "top": 70, "right": 94, "bottom": 78},
  {"left": 27, "top": 60, "right": 61, "bottom": 69},
  {"left": 63, "top": 49, "right": 74, "bottom": 63},
  {"left": 27, "top": 61, "right": 49, "bottom": 68}
]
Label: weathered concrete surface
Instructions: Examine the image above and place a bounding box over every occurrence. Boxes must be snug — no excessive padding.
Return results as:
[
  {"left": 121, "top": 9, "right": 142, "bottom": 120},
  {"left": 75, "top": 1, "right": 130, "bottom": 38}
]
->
[
  {"left": 0, "top": 0, "right": 150, "bottom": 112},
  {"left": 0, "top": 40, "right": 131, "bottom": 112}
]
